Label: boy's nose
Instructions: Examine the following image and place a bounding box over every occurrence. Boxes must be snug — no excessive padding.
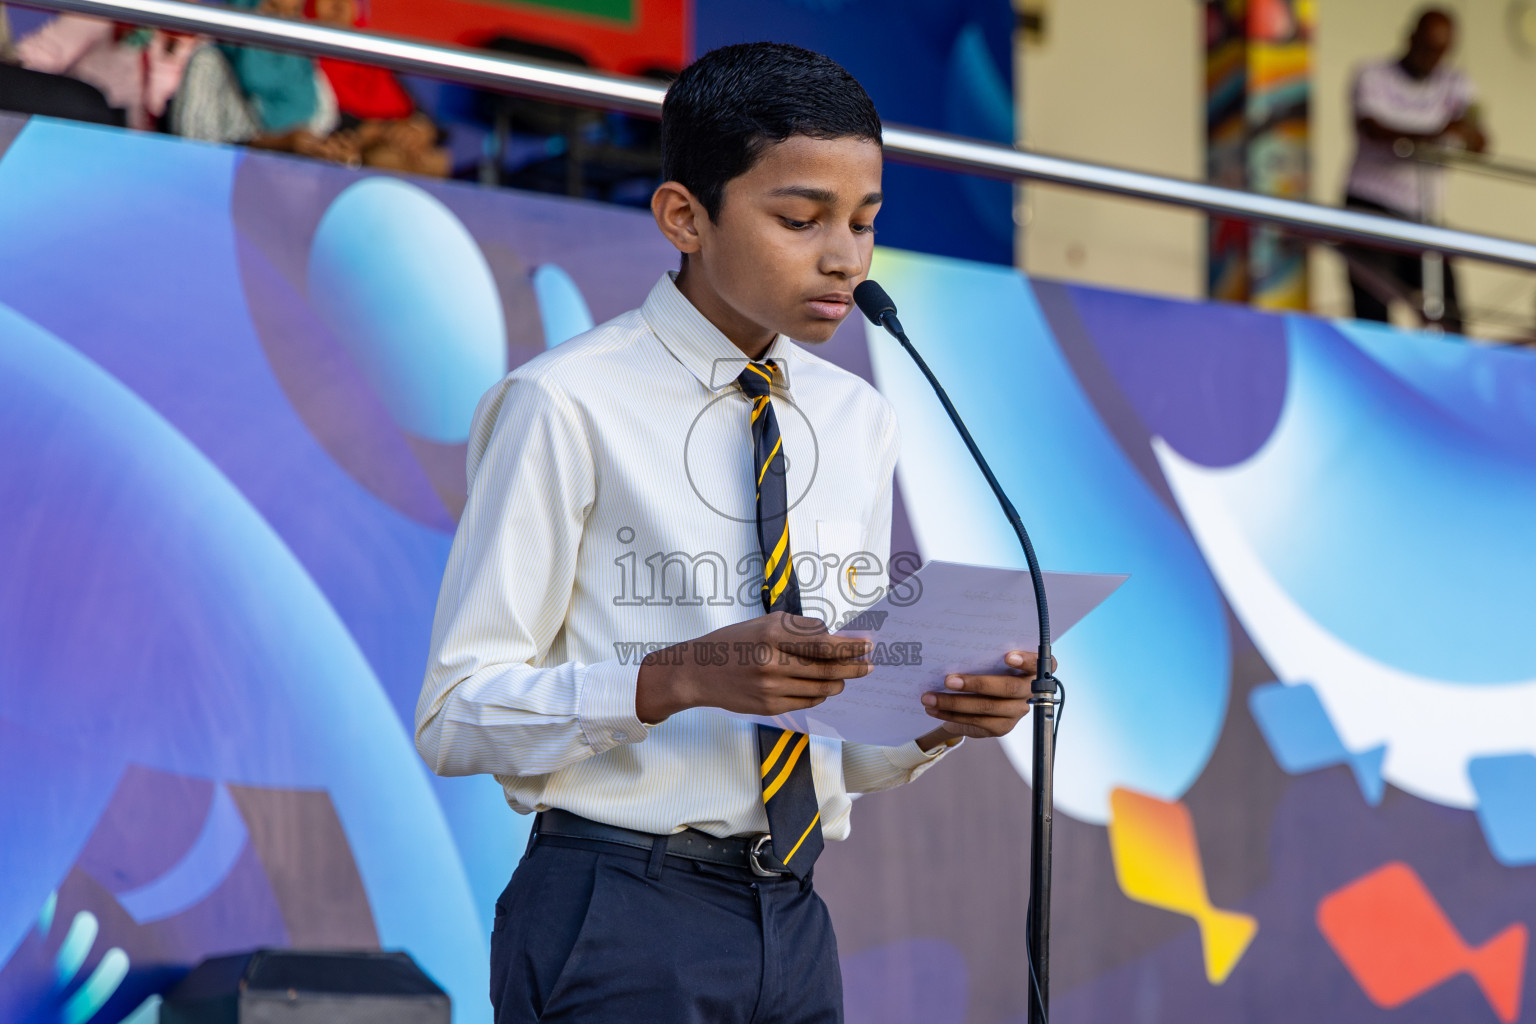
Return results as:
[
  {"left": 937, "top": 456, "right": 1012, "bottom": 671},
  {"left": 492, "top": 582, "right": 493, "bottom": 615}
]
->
[{"left": 820, "top": 229, "right": 862, "bottom": 276}]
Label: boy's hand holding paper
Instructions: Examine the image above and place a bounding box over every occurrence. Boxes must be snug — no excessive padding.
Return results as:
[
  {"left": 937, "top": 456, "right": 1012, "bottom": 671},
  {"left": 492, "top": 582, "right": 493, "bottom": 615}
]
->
[{"left": 733, "top": 560, "right": 1126, "bottom": 746}]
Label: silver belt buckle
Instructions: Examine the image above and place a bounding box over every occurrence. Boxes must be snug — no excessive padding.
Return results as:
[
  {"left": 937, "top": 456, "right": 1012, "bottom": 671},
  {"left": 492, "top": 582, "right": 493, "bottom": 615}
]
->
[{"left": 747, "top": 834, "right": 780, "bottom": 877}]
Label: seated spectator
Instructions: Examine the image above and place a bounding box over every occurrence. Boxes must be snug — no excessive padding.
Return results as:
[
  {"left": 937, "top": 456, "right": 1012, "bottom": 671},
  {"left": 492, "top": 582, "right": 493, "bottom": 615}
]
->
[
  {"left": 0, "top": 61, "right": 124, "bottom": 125},
  {"left": 1, "top": 4, "right": 15, "bottom": 64},
  {"left": 170, "top": 0, "right": 356, "bottom": 162},
  {"left": 308, "top": 0, "right": 449, "bottom": 176},
  {"left": 1, "top": 10, "right": 122, "bottom": 128},
  {"left": 15, "top": 14, "right": 197, "bottom": 130}
]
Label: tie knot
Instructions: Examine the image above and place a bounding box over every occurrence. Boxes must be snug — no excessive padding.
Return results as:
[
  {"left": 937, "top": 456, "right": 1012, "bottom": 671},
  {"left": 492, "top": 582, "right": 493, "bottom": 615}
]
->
[{"left": 736, "top": 360, "right": 778, "bottom": 399}]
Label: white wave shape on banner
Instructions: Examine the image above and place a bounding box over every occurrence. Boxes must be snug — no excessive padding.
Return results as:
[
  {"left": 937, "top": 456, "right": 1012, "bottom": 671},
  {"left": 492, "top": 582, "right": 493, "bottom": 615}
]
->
[{"left": 1154, "top": 434, "right": 1536, "bottom": 809}]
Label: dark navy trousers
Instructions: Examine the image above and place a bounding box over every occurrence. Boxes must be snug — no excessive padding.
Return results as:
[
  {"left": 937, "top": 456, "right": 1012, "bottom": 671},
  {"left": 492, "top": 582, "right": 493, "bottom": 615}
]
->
[{"left": 489, "top": 834, "right": 843, "bottom": 1024}]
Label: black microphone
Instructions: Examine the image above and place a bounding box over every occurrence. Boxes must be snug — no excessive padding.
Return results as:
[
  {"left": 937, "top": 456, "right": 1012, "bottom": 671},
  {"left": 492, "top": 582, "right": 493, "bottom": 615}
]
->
[
  {"left": 852, "top": 279, "right": 903, "bottom": 337},
  {"left": 852, "top": 278, "right": 1053, "bottom": 687},
  {"left": 854, "top": 276, "right": 1060, "bottom": 1024}
]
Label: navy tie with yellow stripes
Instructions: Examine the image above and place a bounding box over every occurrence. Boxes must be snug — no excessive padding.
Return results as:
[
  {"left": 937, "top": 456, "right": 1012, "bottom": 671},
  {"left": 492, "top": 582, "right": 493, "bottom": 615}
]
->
[{"left": 736, "top": 358, "right": 823, "bottom": 877}]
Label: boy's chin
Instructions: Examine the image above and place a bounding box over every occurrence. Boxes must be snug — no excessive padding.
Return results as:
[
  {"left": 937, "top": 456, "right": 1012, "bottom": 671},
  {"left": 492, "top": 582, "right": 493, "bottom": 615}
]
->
[{"left": 789, "top": 317, "right": 845, "bottom": 344}]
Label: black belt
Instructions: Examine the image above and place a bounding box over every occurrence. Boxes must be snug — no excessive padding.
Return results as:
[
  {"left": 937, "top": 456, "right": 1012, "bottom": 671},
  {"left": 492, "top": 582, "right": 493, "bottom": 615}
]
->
[{"left": 534, "top": 808, "right": 792, "bottom": 878}]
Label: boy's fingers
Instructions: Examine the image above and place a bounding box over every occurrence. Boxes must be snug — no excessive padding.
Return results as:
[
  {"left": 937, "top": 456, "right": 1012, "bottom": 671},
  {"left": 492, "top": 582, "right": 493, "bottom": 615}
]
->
[
  {"left": 778, "top": 658, "right": 870, "bottom": 680},
  {"left": 923, "top": 708, "right": 1027, "bottom": 735},
  {"left": 780, "top": 613, "right": 832, "bottom": 637},
  {"left": 942, "top": 673, "right": 1032, "bottom": 698},
  {"left": 921, "top": 692, "right": 1028, "bottom": 716},
  {"left": 1003, "top": 651, "right": 1059, "bottom": 673},
  {"left": 773, "top": 696, "right": 828, "bottom": 712},
  {"left": 780, "top": 638, "right": 873, "bottom": 663},
  {"left": 781, "top": 678, "right": 846, "bottom": 699}
]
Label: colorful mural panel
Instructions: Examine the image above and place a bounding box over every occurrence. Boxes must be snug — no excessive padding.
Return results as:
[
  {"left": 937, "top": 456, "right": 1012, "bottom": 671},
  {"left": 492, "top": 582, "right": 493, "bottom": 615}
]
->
[
  {"left": 3, "top": 114, "right": 1536, "bottom": 1024},
  {"left": 1205, "top": 0, "right": 1312, "bottom": 309}
]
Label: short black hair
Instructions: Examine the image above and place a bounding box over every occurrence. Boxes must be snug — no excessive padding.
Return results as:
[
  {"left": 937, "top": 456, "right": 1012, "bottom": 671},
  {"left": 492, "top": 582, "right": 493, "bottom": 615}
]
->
[{"left": 660, "top": 42, "right": 882, "bottom": 222}]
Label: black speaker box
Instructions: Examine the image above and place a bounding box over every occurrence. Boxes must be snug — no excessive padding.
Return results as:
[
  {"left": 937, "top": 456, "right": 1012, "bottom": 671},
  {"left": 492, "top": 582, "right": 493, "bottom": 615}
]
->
[{"left": 161, "top": 949, "right": 450, "bottom": 1024}]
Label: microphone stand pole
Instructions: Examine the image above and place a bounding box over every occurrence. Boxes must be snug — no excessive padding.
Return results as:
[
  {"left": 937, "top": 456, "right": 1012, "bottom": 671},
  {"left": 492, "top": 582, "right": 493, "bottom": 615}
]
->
[{"left": 858, "top": 285, "right": 1061, "bottom": 1024}]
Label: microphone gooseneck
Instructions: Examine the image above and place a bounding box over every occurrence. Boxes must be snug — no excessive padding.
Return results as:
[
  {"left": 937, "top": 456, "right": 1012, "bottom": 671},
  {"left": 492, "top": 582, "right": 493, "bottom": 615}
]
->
[
  {"left": 853, "top": 276, "right": 1061, "bottom": 1024},
  {"left": 851, "top": 279, "right": 1053, "bottom": 689}
]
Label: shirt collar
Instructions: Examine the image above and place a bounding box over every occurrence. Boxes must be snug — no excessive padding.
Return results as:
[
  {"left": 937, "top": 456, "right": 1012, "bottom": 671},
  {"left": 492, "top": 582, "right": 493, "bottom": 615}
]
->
[{"left": 641, "top": 271, "right": 797, "bottom": 395}]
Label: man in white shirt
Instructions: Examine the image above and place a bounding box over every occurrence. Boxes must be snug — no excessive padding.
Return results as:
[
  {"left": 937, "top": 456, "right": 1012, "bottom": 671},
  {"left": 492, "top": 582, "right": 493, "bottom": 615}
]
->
[
  {"left": 1342, "top": 7, "right": 1486, "bottom": 333},
  {"left": 416, "top": 41, "right": 1044, "bottom": 1024}
]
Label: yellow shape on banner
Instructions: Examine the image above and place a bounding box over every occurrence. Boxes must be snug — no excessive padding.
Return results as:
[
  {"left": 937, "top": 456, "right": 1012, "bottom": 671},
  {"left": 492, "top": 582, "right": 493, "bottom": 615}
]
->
[{"left": 1107, "top": 788, "right": 1258, "bottom": 984}]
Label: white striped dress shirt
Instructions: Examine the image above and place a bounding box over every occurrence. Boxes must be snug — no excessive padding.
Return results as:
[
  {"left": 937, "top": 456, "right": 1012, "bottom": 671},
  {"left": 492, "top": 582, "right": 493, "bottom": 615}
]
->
[{"left": 415, "top": 272, "right": 954, "bottom": 841}]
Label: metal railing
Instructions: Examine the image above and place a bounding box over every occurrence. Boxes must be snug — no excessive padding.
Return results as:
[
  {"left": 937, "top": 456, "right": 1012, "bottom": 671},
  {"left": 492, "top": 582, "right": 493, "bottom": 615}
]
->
[
  {"left": 1416, "top": 144, "right": 1536, "bottom": 187},
  {"left": 15, "top": 0, "right": 1536, "bottom": 273},
  {"left": 1389, "top": 145, "right": 1536, "bottom": 334}
]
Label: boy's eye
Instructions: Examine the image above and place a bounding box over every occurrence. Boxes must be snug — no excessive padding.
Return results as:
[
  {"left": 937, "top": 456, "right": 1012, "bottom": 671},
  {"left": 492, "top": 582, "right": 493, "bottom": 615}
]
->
[
  {"left": 852, "top": 223, "right": 876, "bottom": 235},
  {"left": 780, "top": 218, "right": 812, "bottom": 230}
]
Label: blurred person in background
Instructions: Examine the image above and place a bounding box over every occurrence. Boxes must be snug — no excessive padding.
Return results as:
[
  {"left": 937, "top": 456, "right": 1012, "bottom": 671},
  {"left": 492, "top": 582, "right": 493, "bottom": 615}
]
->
[
  {"left": 0, "top": 4, "right": 126, "bottom": 125},
  {"left": 308, "top": 0, "right": 450, "bottom": 176},
  {"left": 1341, "top": 7, "right": 1486, "bottom": 334},
  {"left": 1, "top": 5, "right": 15, "bottom": 64},
  {"left": 14, "top": 13, "right": 198, "bottom": 130},
  {"left": 171, "top": 0, "right": 356, "bottom": 162}
]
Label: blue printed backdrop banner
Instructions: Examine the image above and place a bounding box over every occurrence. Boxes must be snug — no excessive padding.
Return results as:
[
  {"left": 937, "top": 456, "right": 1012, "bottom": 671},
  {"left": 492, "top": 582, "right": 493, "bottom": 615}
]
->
[{"left": 3, "top": 113, "right": 1536, "bottom": 1024}]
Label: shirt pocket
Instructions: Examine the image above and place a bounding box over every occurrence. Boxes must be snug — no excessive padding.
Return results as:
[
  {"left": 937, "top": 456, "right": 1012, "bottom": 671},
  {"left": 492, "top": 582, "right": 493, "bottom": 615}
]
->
[{"left": 813, "top": 518, "right": 867, "bottom": 631}]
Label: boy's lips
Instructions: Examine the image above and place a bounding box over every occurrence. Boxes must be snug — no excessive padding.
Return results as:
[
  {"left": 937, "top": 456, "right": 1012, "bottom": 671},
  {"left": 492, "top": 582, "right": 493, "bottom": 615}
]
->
[{"left": 806, "top": 294, "right": 853, "bottom": 319}]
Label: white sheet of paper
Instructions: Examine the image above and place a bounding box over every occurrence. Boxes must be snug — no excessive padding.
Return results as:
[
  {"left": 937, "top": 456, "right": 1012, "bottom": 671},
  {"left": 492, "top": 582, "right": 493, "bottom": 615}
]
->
[{"left": 737, "top": 560, "right": 1127, "bottom": 747}]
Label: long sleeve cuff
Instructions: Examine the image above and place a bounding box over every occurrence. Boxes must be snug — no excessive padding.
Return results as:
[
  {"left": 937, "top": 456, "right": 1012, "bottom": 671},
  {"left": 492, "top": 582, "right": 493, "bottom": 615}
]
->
[
  {"left": 576, "top": 657, "right": 650, "bottom": 754},
  {"left": 842, "top": 736, "right": 961, "bottom": 794},
  {"left": 888, "top": 737, "right": 960, "bottom": 771}
]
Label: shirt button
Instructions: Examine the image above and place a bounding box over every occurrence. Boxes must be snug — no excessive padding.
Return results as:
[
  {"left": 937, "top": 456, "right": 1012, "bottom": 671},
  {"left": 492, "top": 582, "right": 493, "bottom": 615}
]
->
[{"left": 611, "top": 732, "right": 626, "bottom": 742}]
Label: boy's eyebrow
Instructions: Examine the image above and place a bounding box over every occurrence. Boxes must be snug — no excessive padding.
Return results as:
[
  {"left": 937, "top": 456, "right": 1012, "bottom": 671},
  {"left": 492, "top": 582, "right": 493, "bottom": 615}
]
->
[{"left": 768, "top": 186, "right": 884, "bottom": 207}]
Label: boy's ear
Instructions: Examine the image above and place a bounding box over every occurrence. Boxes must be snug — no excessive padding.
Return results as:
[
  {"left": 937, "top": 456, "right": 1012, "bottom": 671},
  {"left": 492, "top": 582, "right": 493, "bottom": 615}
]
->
[{"left": 651, "top": 181, "right": 705, "bottom": 256}]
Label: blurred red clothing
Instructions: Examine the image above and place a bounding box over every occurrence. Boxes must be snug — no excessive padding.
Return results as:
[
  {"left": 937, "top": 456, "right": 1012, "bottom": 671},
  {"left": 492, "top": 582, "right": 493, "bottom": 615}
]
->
[
  {"left": 318, "top": 57, "right": 415, "bottom": 119},
  {"left": 303, "top": 0, "right": 415, "bottom": 120}
]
